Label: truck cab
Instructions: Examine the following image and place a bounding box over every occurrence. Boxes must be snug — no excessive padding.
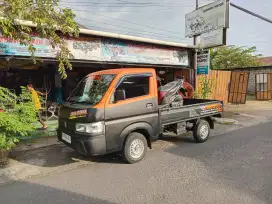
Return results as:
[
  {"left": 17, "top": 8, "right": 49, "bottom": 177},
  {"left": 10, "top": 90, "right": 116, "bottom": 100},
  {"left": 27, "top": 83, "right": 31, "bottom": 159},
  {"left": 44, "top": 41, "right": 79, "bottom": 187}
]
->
[
  {"left": 58, "top": 68, "right": 223, "bottom": 163},
  {"left": 58, "top": 68, "right": 160, "bottom": 163}
]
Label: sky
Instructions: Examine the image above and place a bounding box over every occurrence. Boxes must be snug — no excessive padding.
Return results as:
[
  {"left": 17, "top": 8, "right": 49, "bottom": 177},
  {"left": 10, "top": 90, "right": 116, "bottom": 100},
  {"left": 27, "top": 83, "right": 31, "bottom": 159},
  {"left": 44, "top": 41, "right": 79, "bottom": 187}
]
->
[{"left": 60, "top": 0, "right": 272, "bottom": 56}]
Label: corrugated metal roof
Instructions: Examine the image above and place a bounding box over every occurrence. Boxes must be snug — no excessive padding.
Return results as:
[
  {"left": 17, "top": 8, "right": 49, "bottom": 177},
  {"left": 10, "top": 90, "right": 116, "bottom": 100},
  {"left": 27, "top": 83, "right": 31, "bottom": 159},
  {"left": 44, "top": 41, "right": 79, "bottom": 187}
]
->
[
  {"left": 257, "top": 57, "right": 272, "bottom": 66},
  {"left": 16, "top": 19, "right": 195, "bottom": 49}
]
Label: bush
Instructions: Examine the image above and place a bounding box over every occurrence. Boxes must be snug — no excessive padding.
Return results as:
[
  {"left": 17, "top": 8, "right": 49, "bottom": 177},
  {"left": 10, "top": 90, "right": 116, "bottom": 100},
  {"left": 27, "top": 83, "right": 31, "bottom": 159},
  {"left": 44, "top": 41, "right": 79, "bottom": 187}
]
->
[
  {"left": 194, "top": 76, "right": 214, "bottom": 99},
  {"left": 0, "top": 86, "right": 37, "bottom": 150}
]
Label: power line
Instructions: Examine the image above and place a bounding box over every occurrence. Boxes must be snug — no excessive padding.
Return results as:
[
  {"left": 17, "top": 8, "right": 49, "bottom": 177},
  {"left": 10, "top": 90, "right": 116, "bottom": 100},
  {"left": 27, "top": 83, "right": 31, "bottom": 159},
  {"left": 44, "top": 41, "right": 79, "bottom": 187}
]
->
[
  {"left": 64, "top": 7, "right": 176, "bottom": 12},
  {"left": 67, "top": 8, "right": 183, "bottom": 35},
  {"left": 77, "top": 17, "right": 187, "bottom": 40},
  {"left": 78, "top": 17, "right": 187, "bottom": 40},
  {"left": 81, "top": 24, "right": 192, "bottom": 43},
  {"left": 230, "top": 2, "right": 272, "bottom": 24},
  {"left": 60, "top": 1, "right": 201, "bottom": 7}
]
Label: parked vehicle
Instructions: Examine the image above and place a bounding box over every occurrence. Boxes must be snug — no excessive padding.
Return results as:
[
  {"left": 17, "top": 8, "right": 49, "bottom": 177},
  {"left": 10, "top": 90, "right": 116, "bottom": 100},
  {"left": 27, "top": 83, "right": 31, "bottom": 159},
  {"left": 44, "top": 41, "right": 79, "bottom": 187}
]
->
[{"left": 58, "top": 68, "right": 223, "bottom": 163}]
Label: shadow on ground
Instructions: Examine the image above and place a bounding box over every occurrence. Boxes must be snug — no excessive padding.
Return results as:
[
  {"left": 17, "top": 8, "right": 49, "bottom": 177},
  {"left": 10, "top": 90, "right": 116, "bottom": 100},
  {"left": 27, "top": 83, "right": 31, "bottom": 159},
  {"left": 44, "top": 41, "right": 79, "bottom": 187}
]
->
[
  {"left": 9, "top": 144, "right": 84, "bottom": 167},
  {"left": 7, "top": 144, "right": 125, "bottom": 168},
  {"left": 0, "top": 181, "right": 117, "bottom": 204}
]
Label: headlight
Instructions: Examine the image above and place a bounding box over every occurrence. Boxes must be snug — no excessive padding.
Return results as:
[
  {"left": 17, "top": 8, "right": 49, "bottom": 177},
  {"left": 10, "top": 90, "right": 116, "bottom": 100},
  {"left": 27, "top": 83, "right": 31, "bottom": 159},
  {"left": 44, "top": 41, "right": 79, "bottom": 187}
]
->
[{"left": 75, "top": 122, "right": 104, "bottom": 134}]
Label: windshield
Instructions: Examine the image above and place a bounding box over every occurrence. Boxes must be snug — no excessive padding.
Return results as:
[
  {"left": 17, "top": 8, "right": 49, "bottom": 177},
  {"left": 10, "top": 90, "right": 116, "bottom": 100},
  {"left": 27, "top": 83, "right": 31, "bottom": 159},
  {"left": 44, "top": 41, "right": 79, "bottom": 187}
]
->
[{"left": 68, "top": 74, "right": 116, "bottom": 105}]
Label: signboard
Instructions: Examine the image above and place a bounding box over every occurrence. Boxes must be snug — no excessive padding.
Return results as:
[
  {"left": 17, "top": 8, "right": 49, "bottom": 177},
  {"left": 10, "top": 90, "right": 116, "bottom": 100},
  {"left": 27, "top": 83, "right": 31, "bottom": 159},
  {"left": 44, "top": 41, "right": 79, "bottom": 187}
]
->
[
  {"left": 197, "top": 49, "right": 210, "bottom": 75},
  {"left": 199, "top": 28, "right": 225, "bottom": 48},
  {"left": 0, "top": 35, "right": 189, "bottom": 67},
  {"left": 101, "top": 40, "right": 189, "bottom": 66},
  {"left": 0, "top": 35, "right": 57, "bottom": 57},
  {"left": 185, "top": 0, "right": 228, "bottom": 37},
  {"left": 67, "top": 38, "right": 101, "bottom": 61}
]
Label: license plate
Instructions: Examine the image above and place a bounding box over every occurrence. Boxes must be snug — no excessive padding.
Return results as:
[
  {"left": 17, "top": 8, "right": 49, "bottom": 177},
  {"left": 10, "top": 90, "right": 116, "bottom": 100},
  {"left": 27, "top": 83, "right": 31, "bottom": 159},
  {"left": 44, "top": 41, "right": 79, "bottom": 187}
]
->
[{"left": 62, "top": 133, "right": 71, "bottom": 144}]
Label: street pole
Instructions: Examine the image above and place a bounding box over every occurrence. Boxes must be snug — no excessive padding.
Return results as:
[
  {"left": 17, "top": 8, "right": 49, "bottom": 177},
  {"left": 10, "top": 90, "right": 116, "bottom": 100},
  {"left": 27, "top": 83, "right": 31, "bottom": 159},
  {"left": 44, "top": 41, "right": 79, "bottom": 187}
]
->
[
  {"left": 193, "top": 0, "right": 198, "bottom": 88},
  {"left": 193, "top": 0, "right": 198, "bottom": 47}
]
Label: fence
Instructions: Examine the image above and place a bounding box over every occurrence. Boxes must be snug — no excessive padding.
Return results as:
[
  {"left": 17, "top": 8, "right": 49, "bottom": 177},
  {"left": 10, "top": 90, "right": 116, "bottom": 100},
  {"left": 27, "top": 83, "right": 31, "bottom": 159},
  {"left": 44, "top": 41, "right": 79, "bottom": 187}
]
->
[{"left": 196, "top": 70, "right": 231, "bottom": 104}]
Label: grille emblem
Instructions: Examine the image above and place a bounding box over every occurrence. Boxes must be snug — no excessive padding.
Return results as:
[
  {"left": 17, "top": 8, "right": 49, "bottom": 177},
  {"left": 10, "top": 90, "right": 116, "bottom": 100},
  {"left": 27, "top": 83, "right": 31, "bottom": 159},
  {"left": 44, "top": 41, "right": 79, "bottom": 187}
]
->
[{"left": 64, "top": 122, "right": 67, "bottom": 127}]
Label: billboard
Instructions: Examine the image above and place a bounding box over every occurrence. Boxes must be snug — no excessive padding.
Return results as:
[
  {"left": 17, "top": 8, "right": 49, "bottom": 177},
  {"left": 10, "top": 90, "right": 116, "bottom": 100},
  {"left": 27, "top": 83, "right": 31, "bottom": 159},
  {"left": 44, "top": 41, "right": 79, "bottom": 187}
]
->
[
  {"left": 185, "top": 0, "right": 229, "bottom": 37},
  {"left": 199, "top": 28, "right": 226, "bottom": 48}
]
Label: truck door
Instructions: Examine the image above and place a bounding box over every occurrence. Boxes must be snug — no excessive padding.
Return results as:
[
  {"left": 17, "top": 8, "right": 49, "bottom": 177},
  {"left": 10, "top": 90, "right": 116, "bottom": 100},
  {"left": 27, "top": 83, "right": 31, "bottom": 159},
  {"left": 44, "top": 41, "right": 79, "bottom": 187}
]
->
[{"left": 104, "top": 73, "right": 159, "bottom": 152}]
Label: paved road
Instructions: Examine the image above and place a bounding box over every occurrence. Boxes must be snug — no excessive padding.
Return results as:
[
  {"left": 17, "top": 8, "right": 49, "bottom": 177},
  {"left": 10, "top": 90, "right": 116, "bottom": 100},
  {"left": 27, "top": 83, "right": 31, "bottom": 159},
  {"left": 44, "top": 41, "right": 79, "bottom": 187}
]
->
[{"left": 1, "top": 121, "right": 272, "bottom": 204}]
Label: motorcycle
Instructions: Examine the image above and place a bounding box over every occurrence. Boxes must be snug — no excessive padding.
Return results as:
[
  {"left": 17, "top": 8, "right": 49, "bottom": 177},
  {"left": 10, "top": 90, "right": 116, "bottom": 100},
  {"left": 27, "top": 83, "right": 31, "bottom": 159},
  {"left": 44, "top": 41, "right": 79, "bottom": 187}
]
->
[{"left": 157, "top": 76, "right": 194, "bottom": 108}]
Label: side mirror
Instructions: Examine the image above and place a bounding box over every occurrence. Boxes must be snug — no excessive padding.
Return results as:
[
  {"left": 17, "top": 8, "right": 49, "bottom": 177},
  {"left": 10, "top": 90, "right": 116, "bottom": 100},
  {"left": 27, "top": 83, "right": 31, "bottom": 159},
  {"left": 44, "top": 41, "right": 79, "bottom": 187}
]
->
[{"left": 114, "top": 89, "right": 126, "bottom": 102}]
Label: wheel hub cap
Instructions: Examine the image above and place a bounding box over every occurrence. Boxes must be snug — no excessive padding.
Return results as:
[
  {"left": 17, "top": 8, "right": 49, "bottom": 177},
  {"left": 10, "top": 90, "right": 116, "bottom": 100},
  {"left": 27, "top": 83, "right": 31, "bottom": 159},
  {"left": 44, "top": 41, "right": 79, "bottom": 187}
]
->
[
  {"left": 129, "top": 139, "right": 144, "bottom": 159},
  {"left": 200, "top": 125, "right": 209, "bottom": 139}
]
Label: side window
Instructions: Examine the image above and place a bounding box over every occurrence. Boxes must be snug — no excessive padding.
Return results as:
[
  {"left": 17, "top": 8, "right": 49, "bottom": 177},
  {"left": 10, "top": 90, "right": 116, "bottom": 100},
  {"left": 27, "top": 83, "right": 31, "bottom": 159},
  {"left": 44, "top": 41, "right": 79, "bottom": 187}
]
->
[{"left": 114, "top": 75, "right": 150, "bottom": 102}]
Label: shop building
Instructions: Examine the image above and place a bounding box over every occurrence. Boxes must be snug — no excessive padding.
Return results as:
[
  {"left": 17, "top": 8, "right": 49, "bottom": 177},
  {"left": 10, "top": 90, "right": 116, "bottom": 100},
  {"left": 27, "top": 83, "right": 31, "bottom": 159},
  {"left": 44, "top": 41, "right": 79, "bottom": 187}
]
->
[{"left": 0, "top": 23, "right": 196, "bottom": 106}]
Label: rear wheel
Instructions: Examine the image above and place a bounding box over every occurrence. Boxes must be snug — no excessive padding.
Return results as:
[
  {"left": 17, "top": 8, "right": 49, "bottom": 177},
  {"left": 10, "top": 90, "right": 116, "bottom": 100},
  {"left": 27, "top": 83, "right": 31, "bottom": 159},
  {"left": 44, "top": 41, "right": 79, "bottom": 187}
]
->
[
  {"left": 123, "top": 132, "right": 147, "bottom": 164},
  {"left": 193, "top": 119, "right": 210, "bottom": 143}
]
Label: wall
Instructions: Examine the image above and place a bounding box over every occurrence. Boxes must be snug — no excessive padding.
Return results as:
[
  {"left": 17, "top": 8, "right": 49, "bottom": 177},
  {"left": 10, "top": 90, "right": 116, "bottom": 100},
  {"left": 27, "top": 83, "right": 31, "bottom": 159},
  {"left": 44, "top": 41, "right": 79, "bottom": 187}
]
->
[{"left": 233, "top": 67, "right": 272, "bottom": 94}]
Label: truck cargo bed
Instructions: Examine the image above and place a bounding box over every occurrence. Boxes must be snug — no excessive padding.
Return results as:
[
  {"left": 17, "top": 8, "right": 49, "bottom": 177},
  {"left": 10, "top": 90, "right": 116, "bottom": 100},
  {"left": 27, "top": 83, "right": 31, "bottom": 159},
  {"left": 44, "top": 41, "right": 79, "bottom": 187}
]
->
[{"left": 159, "top": 99, "right": 223, "bottom": 126}]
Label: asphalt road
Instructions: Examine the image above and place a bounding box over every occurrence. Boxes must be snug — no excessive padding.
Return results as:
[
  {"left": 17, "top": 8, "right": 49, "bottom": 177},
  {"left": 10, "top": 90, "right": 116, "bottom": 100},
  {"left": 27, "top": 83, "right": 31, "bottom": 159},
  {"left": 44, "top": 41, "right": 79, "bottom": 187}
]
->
[{"left": 1, "top": 121, "right": 272, "bottom": 204}]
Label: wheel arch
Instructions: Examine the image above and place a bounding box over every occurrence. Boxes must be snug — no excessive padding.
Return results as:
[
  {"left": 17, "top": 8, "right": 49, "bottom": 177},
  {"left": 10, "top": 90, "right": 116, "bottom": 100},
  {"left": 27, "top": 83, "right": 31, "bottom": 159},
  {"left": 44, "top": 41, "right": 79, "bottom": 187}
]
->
[
  {"left": 120, "top": 122, "right": 153, "bottom": 149},
  {"left": 203, "top": 116, "right": 214, "bottom": 129}
]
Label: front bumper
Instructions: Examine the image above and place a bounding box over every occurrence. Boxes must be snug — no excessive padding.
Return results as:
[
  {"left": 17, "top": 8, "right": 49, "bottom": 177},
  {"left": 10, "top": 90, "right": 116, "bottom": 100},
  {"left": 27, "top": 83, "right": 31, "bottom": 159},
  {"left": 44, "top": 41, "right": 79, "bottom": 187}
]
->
[{"left": 57, "top": 130, "right": 106, "bottom": 156}]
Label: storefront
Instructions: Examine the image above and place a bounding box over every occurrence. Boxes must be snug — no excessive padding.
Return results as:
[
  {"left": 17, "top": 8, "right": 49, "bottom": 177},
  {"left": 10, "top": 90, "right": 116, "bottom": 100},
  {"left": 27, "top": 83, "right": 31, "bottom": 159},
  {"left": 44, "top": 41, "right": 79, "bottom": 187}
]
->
[{"left": 0, "top": 29, "right": 195, "bottom": 106}]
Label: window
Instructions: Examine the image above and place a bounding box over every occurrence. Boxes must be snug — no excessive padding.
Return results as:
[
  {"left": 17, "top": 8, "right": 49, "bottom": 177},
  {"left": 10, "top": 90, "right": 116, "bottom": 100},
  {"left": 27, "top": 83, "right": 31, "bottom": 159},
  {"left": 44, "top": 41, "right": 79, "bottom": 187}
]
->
[
  {"left": 115, "top": 75, "right": 150, "bottom": 101},
  {"left": 256, "top": 74, "right": 268, "bottom": 91},
  {"left": 68, "top": 74, "right": 116, "bottom": 105}
]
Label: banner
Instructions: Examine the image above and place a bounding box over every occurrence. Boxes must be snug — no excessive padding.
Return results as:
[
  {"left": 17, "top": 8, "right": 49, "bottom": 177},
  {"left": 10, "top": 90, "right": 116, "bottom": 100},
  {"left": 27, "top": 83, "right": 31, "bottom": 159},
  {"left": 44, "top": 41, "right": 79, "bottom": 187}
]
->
[
  {"left": 101, "top": 40, "right": 189, "bottom": 66},
  {"left": 0, "top": 36, "right": 57, "bottom": 57},
  {"left": 0, "top": 35, "right": 189, "bottom": 66}
]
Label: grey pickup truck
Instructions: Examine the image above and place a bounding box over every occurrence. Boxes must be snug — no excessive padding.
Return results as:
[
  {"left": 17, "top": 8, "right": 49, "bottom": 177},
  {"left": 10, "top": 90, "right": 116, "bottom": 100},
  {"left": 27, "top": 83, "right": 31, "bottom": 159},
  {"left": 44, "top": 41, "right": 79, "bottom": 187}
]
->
[{"left": 58, "top": 68, "right": 223, "bottom": 163}]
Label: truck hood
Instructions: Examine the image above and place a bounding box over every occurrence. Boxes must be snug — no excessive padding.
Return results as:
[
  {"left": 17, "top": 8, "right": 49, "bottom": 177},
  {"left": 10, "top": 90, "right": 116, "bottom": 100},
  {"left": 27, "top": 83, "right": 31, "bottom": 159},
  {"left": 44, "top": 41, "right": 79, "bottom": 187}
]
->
[{"left": 59, "top": 102, "right": 104, "bottom": 123}]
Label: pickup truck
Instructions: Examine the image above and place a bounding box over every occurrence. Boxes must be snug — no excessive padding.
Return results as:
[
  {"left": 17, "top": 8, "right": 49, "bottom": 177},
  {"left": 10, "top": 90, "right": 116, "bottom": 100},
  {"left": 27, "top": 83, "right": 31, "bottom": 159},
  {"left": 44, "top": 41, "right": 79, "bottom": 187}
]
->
[{"left": 58, "top": 68, "right": 223, "bottom": 163}]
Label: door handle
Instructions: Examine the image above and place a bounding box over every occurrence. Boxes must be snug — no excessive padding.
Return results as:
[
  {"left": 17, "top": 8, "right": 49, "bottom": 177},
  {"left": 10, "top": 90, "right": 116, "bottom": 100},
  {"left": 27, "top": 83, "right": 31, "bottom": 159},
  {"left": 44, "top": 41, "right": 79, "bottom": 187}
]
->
[{"left": 146, "top": 103, "right": 153, "bottom": 108}]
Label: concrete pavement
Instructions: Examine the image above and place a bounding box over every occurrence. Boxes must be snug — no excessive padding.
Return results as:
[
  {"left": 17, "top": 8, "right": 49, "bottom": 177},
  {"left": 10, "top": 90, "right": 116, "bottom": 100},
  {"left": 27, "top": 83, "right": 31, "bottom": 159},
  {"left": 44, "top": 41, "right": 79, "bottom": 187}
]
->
[
  {"left": 0, "top": 111, "right": 269, "bottom": 184},
  {"left": 225, "top": 100, "right": 272, "bottom": 119},
  {"left": 1, "top": 121, "right": 271, "bottom": 204}
]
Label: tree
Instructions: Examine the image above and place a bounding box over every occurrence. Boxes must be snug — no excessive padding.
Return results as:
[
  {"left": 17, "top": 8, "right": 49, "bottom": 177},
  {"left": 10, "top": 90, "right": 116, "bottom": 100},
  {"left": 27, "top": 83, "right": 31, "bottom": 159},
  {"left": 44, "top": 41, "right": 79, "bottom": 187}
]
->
[
  {"left": 210, "top": 45, "right": 263, "bottom": 70},
  {"left": 0, "top": 87, "right": 37, "bottom": 151},
  {"left": 0, "top": 0, "right": 79, "bottom": 78}
]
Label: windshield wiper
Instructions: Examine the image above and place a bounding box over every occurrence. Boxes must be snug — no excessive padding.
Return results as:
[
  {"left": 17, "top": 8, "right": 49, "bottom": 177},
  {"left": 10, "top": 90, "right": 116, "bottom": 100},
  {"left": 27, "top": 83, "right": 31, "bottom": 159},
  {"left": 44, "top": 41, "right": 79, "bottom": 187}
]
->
[
  {"left": 68, "top": 100, "right": 78, "bottom": 104},
  {"left": 68, "top": 100, "right": 94, "bottom": 105}
]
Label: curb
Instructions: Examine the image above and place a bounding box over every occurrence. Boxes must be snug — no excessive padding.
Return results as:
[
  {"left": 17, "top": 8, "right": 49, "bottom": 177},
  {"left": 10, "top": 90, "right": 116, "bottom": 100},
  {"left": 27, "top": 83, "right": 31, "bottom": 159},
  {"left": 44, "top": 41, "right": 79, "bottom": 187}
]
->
[{"left": 213, "top": 117, "right": 239, "bottom": 125}]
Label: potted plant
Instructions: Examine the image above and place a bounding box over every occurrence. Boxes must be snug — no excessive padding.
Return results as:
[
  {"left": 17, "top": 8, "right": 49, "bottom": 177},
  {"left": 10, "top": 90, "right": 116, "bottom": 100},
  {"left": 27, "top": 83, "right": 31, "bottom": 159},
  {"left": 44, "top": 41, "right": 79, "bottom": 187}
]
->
[{"left": 0, "top": 86, "right": 36, "bottom": 165}]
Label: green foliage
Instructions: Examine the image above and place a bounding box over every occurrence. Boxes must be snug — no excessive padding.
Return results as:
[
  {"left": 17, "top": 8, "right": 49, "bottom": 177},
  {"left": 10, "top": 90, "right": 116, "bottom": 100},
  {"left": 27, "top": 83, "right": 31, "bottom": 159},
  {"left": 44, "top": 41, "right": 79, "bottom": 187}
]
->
[
  {"left": 0, "top": 0, "right": 79, "bottom": 78},
  {"left": 210, "top": 46, "right": 263, "bottom": 70},
  {"left": 0, "top": 86, "right": 36, "bottom": 150},
  {"left": 195, "top": 76, "right": 213, "bottom": 99}
]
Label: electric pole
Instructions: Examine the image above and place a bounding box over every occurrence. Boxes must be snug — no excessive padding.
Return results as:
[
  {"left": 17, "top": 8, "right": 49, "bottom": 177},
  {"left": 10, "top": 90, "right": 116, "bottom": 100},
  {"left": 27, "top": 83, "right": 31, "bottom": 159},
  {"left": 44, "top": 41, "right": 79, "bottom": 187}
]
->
[{"left": 193, "top": 0, "right": 199, "bottom": 87}]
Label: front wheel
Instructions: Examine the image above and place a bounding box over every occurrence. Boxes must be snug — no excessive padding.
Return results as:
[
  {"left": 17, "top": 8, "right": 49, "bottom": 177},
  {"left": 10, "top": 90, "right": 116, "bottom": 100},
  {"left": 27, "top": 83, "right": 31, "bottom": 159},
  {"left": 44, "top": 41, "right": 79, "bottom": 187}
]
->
[
  {"left": 123, "top": 132, "right": 147, "bottom": 164},
  {"left": 193, "top": 119, "right": 210, "bottom": 143}
]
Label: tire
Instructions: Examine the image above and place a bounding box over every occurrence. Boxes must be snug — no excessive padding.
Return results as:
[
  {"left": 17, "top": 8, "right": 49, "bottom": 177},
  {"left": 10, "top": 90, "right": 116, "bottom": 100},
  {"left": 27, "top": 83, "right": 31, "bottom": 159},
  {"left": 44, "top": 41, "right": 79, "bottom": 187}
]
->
[
  {"left": 193, "top": 119, "right": 210, "bottom": 143},
  {"left": 122, "top": 132, "right": 148, "bottom": 164}
]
